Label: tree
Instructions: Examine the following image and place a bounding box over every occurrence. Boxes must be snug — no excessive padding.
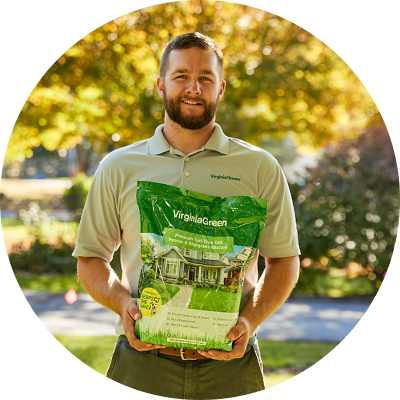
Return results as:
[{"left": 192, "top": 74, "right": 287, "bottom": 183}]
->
[
  {"left": 290, "top": 125, "right": 399, "bottom": 294},
  {"left": 6, "top": 1, "right": 378, "bottom": 172},
  {"left": 141, "top": 237, "right": 155, "bottom": 266}
]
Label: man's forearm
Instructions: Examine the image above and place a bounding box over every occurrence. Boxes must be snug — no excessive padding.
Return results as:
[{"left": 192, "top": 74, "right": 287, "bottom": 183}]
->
[
  {"left": 239, "top": 255, "right": 300, "bottom": 334},
  {"left": 77, "top": 257, "right": 133, "bottom": 318}
]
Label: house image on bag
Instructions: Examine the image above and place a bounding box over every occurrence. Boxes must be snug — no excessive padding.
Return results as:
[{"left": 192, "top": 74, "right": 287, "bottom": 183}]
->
[
  {"left": 223, "top": 247, "right": 254, "bottom": 286},
  {"left": 155, "top": 247, "right": 228, "bottom": 284},
  {"left": 154, "top": 246, "right": 255, "bottom": 286}
]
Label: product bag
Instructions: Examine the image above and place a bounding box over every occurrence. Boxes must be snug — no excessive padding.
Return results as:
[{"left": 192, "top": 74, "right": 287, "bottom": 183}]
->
[{"left": 136, "top": 181, "right": 268, "bottom": 351}]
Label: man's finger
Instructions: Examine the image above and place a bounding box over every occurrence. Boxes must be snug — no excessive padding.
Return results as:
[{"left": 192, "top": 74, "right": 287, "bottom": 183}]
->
[
  {"left": 122, "top": 298, "right": 167, "bottom": 351},
  {"left": 227, "top": 321, "right": 247, "bottom": 341},
  {"left": 198, "top": 338, "right": 248, "bottom": 360},
  {"left": 122, "top": 299, "right": 141, "bottom": 345},
  {"left": 198, "top": 344, "right": 245, "bottom": 361},
  {"left": 129, "top": 337, "right": 166, "bottom": 351}
]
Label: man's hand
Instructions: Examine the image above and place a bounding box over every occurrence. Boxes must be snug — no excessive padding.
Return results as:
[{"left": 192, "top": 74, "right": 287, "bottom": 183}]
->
[
  {"left": 197, "top": 256, "right": 299, "bottom": 361},
  {"left": 120, "top": 297, "right": 166, "bottom": 351},
  {"left": 197, "top": 316, "right": 251, "bottom": 360},
  {"left": 77, "top": 257, "right": 165, "bottom": 351}
]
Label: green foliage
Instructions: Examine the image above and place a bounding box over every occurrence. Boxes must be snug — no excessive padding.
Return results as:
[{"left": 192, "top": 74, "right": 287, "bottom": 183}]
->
[
  {"left": 140, "top": 237, "right": 155, "bottom": 265},
  {"left": 146, "top": 267, "right": 157, "bottom": 280},
  {"left": 62, "top": 173, "right": 93, "bottom": 220},
  {"left": 18, "top": 202, "right": 78, "bottom": 243},
  {"left": 290, "top": 126, "right": 399, "bottom": 294},
  {"left": 218, "top": 284, "right": 241, "bottom": 294},
  {"left": 292, "top": 268, "right": 376, "bottom": 298},
  {"left": 6, "top": 1, "right": 378, "bottom": 168},
  {"left": 9, "top": 240, "right": 76, "bottom": 273},
  {"left": 177, "top": 276, "right": 185, "bottom": 285},
  {"left": 8, "top": 202, "right": 79, "bottom": 273}
]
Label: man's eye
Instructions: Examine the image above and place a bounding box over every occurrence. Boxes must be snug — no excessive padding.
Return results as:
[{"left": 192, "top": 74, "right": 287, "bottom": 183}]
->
[{"left": 201, "top": 77, "right": 211, "bottom": 81}]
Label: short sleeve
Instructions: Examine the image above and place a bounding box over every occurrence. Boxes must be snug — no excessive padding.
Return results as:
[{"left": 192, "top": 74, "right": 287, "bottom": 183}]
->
[
  {"left": 257, "top": 159, "right": 301, "bottom": 258},
  {"left": 72, "top": 163, "right": 121, "bottom": 262}
]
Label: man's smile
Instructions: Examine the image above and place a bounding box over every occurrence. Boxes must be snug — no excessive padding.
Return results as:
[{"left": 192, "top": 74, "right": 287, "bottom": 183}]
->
[{"left": 182, "top": 99, "right": 203, "bottom": 106}]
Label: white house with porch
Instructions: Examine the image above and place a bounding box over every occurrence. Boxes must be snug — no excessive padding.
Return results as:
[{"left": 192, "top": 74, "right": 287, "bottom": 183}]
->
[
  {"left": 155, "top": 246, "right": 228, "bottom": 284},
  {"left": 154, "top": 245, "right": 256, "bottom": 286}
]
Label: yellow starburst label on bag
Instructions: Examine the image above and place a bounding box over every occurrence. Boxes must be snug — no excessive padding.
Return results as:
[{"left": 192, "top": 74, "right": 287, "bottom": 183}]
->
[{"left": 140, "top": 288, "right": 162, "bottom": 317}]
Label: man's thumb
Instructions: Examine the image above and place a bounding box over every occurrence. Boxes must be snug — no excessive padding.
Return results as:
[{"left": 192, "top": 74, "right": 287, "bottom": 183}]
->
[
  {"left": 127, "top": 302, "right": 141, "bottom": 320},
  {"left": 133, "top": 312, "right": 141, "bottom": 320},
  {"left": 227, "top": 324, "right": 244, "bottom": 341}
]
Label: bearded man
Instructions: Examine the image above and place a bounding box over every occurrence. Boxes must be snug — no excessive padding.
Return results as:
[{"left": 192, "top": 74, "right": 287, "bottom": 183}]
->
[{"left": 73, "top": 32, "right": 300, "bottom": 399}]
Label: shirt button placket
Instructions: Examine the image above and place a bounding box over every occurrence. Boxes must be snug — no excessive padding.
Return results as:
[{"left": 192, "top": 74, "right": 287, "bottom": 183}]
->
[
  {"left": 183, "top": 156, "right": 190, "bottom": 178},
  {"left": 182, "top": 156, "right": 190, "bottom": 188}
]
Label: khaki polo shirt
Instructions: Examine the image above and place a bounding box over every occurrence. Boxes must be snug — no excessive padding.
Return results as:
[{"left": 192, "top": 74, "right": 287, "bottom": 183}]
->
[{"left": 73, "top": 124, "right": 300, "bottom": 336}]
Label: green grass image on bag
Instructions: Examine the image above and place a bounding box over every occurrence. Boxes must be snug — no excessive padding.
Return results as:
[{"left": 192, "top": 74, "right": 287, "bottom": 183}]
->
[
  {"left": 188, "top": 286, "right": 241, "bottom": 313},
  {"left": 135, "top": 327, "right": 233, "bottom": 351},
  {"left": 136, "top": 181, "right": 268, "bottom": 351},
  {"left": 138, "top": 275, "right": 181, "bottom": 304}
]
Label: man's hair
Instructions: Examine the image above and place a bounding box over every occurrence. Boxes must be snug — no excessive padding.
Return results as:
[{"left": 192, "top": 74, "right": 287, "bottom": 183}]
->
[{"left": 160, "top": 32, "right": 224, "bottom": 80}]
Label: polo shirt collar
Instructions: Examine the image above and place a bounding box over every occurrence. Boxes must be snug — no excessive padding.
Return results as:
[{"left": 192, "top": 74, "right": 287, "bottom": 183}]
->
[
  {"left": 146, "top": 123, "right": 230, "bottom": 155},
  {"left": 146, "top": 125, "right": 171, "bottom": 155},
  {"left": 204, "top": 123, "right": 230, "bottom": 155}
]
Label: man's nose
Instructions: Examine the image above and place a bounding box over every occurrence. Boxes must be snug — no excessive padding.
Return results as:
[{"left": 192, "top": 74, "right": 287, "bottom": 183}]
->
[{"left": 186, "top": 79, "right": 201, "bottom": 94}]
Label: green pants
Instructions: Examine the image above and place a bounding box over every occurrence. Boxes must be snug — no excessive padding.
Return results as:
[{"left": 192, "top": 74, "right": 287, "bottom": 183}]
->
[{"left": 107, "top": 336, "right": 265, "bottom": 399}]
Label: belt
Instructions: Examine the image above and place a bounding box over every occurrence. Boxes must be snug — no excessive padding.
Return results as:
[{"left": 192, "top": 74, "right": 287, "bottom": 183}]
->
[
  {"left": 120, "top": 335, "right": 256, "bottom": 361},
  {"left": 157, "top": 347, "right": 207, "bottom": 360}
]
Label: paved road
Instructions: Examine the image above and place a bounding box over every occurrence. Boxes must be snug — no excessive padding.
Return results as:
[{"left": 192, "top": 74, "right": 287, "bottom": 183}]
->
[{"left": 23, "top": 290, "right": 373, "bottom": 342}]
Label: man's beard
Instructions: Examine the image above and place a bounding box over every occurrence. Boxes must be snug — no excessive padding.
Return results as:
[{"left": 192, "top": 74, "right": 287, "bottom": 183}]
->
[{"left": 163, "top": 87, "right": 219, "bottom": 130}]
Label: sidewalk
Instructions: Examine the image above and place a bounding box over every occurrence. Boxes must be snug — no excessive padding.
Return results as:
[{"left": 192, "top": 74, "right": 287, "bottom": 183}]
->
[{"left": 23, "top": 290, "right": 374, "bottom": 342}]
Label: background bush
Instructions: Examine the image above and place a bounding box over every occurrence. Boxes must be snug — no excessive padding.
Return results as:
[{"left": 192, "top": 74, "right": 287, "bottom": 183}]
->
[
  {"left": 9, "top": 240, "right": 77, "bottom": 274},
  {"left": 289, "top": 126, "right": 398, "bottom": 295},
  {"left": 62, "top": 173, "right": 93, "bottom": 221},
  {"left": 9, "top": 202, "right": 78, "bottom": 273}
]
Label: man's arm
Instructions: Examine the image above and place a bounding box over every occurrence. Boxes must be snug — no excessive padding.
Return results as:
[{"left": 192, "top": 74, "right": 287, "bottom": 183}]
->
[
  {"left": 77, "top": 256, "right": 165, "bottom": 351},
  {"left": 198, "top": 255, "right": 299, "bottom": 360}
]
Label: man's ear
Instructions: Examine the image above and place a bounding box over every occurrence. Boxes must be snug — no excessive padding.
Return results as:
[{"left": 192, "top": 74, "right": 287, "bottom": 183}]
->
[
  {"left": 218, "top": 79, "right": 226, "bottom": 102},
  {"left": 156, "top": 76, "right": 164, "bottom": 99}
]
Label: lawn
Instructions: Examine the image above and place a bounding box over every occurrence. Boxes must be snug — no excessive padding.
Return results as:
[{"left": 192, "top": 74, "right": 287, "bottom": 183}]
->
[
  {"left": 148, "top": 281, "right": 180, "bottom": 304},
  {"left": 14, "top": 272, "right": 83, "bottom": 293},
  {"left": 258, "top": 340, "right": 337, "bottom": 369},
  {"left": 1, "top": 218, "right": 30, "bottom": 250},
  {"left": 188, "top": 287, "right": 241, "bottom": 313},
  {"left": 1, "top": 218, "right": 26, "bottom": 228},
  {"left": 54, "top": 335, "right": 337, "bottom": 389}
]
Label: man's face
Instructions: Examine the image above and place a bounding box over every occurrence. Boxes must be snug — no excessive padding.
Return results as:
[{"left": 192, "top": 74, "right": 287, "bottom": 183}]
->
[{"left": 157, "top": 47, "right": 225, "bottom": 130}]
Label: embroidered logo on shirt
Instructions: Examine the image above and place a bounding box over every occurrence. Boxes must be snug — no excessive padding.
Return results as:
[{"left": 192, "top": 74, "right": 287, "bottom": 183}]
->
[{"left": 210, "top": 174, "right": 241, "bottom": 181}]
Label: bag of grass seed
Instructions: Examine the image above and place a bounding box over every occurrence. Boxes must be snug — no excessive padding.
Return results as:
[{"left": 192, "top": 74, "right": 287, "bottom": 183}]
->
[{"left": 135, "top": 181, "right": 268, "bottom": 351}]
